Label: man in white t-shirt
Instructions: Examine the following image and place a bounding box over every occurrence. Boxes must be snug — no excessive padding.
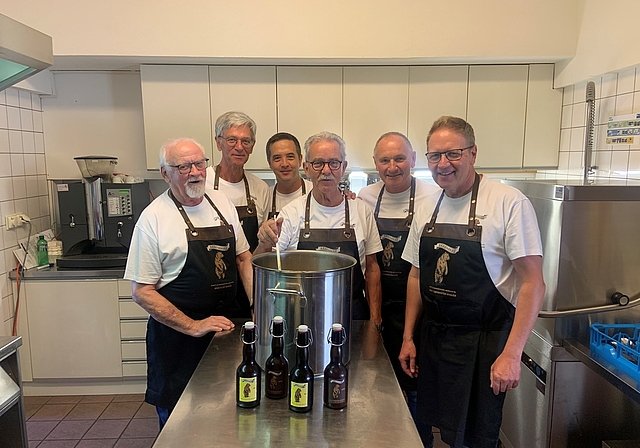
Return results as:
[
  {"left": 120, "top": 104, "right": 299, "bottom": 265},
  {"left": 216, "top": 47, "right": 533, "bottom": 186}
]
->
[
  {"left": 125, "top": 138, "right": 252, "bottom": 429},
  {"left": 264, "top": 132, "right": 313, "bottom": 220},
  {"left": 256, "top": 131, "right": 383, "bottom": 324},
  {"left": 398, "top": 117, "right": 545, "bottom": 448},
  {"left": 206, "top": 111, "right": 269, "bottom": 316}
]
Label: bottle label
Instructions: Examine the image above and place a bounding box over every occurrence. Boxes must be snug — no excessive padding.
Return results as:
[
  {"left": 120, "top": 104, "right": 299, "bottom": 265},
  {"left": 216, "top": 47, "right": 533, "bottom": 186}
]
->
[
  {"left": 327, "top": 378, "right": 346, "bottom": 405},
  {"left": 290, "top": 381, "right": 309, "bottom": 407},
  {"left": 267, "top": 370, "right": 285, "bottom": 392},
  {"left": 239, "top": 377, "right": 258, "bottom": 402}
]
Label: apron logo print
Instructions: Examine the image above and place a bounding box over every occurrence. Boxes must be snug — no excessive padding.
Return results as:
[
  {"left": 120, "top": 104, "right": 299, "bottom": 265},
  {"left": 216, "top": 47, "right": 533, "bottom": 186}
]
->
[
  {"left": 433, "top": 242, "right": 460, "bottom": 254},
  {"left": 316, "top": 246, "right": 340, "bottom": 253},
  {"left": 214, "top": 252, "right": 228, "bottom": 279},
  {"left": 381, "top": 234, "right": 402, "bottom": 243},
  {"left": 382, "top": 241, "right": 395, "bottom": 267},
  {"left": 207, "top": 243, "right": 230, "bottom": 252},
  {"left": 434, "top": 252, "right": 450, "bottom": 284}
]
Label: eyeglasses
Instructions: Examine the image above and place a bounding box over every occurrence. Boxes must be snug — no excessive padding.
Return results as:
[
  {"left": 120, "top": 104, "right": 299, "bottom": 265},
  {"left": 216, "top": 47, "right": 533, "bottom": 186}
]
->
[
  {"left": 309, "top": 159, "right": 343, "bottom": 171},
  {"left": 219, "top": 136, "right": 255, "bottom": 148},
  {"left": 169, "top": 158, "right": 209, "bottom": 174},
  {"left": 425, "top": 145, "right": 474, "bottom": 163}
]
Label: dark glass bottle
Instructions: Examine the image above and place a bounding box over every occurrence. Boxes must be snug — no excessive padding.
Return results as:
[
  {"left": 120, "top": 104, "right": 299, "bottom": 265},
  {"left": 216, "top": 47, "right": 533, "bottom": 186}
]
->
[
  {"left": 236, "top": 321, "right": 261, "bottom": 408},
  {"left": 324, "top": 323, "right": 348, "bottom": 409},
  {"left": 265, "top": 316, "right": 289, "bottom": 399},
  {"left": 289, "top": 324, "right": 314, "bottom": 413}
]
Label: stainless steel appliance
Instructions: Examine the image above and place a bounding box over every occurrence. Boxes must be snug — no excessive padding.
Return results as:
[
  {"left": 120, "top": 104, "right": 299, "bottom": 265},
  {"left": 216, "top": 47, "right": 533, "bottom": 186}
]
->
[
  {"left": 252, "top": 250, "right": 356, "bottom": 375},
  {"left": 499, "top": 179, "right": 640, "bottom": 448}
]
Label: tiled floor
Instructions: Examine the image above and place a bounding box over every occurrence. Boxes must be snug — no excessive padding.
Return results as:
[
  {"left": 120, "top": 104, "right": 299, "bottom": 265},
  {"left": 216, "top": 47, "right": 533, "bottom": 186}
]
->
[{"left": 24, "top": 394, "right": 159, "bottom": 448}]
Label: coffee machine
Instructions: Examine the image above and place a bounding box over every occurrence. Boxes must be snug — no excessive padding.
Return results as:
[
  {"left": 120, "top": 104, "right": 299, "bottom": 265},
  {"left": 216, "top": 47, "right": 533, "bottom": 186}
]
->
[{"left": 54, "top": 156, "right": 150, "bottom": 268}]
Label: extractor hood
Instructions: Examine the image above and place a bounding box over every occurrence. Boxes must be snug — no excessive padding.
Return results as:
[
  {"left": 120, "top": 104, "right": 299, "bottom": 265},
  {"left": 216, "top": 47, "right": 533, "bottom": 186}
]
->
[{"left": 0, "top": 13, "right": 53, "bottom": 91}]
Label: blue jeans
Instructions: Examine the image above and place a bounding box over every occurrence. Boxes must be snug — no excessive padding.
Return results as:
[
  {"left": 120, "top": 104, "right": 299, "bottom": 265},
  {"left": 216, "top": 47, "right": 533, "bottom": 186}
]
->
[
  {"left": 405, "top": 390, "right": 434, "bottom": 448},
  {"left": 156, "top": 406, "right": 172, "bottom": 430}
]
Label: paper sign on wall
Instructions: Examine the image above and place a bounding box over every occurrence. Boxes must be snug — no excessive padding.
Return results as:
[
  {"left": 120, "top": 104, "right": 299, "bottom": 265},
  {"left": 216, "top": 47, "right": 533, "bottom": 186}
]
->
[{"left": 607, "top": 113, "right": 640, "bottom": 144}]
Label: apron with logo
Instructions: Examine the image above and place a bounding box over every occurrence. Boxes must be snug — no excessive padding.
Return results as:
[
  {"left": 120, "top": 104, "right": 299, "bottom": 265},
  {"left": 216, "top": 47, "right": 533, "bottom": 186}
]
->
[
  {"left": 145, "top": 192, "right": 238, "bottom": 409},
  {"left": 375, "top": 177, "right": 420, "bottom": 391},
  {"left": 417, "top": 174, "right": 515, "bottom": 448},
  {"left": 214, "top": 165, "right": 255, "bottom": 317},
  {"left": 297, "top": 192, "right": 368, "bottom": 320},
  {"left": 267, "top": 181, "right": 306, "bottom": 220}
]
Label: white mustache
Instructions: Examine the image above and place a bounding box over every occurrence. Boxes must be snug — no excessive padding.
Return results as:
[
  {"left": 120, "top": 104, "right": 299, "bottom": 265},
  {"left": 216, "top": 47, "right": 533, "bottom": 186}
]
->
[{"left": 319, "top": 175, "right": 334, "bottom": 181}]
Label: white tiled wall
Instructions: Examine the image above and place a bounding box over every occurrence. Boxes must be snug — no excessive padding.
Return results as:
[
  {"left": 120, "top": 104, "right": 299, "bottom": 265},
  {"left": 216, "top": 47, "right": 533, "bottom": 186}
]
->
[
  {"left": 544, "top": 65, "right": 640, "bottom": 180},
  {"left": 0, "top": 87, "right": 50, "bottom": 336}
]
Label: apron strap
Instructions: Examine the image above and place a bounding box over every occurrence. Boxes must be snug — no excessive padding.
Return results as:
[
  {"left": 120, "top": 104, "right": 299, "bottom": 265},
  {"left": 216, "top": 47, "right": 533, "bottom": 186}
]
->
[
  {"left": 214, "top": 165, "right": 256, "bottom": 214},
  {"left": 426, "top": 173, "right": 481, "bottom": 236},
  {"left": 343, "top": 194, "right": 352, "bottom": 238},
  {"left": 271, "top": 180, "right": 306, "bottom": 217},
  {"left": 168, "top": 190, "right": 233, "bottom": 237},
  {"left": 374, "top": 176, "right": 416, "bottom": 228},
  {"left": 302, "top": 191, "right": 350, "bottom": 239}
]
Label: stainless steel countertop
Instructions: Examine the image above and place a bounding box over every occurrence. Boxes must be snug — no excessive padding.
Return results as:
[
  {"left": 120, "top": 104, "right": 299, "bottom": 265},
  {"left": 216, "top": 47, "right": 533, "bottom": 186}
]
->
[
  {"left": 8, "top": 266, "right": 124, "bottom": 281},
  {"left": 0, "top": 336, "right": 22, "bottom": 361},
  {"left": 154, "top": 320, "right": 422, "bottom": 447}
]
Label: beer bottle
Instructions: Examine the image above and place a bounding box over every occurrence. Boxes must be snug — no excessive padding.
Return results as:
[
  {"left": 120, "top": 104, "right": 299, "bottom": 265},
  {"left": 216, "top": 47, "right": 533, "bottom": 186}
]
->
[
  {"left": 265, "top": 316, "right": 288, "bottom": 399},
  {"left": 236, "top": 321, "right": 261, "bottom": 408},
  {"left": 289, "top": 324, "right": 314, "bottom": 413},
  {"left": 323, "top": 323, "right": 348, "bottom": 409}
]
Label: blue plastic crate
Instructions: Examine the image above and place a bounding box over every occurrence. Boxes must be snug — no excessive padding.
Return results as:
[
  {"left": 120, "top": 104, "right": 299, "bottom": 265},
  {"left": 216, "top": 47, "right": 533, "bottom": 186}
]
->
[{"left": 590, "top": 323, "right": 640, "bottom": 382}]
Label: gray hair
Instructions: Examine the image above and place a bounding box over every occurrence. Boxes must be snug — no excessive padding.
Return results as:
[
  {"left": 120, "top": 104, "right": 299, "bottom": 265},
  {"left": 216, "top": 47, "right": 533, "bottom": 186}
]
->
[
  {"left": 214, "top": 111, "right": 257, "bottom": 140},
  {"left": 159, "top": 138, "right": 206, "bottom": 168},
  {"left": 374, "top": 131, "right": 413, "bottom": 153},
  {"left": 303, "top": 131, "right": 347, "bottom": 162},
  {"left": 426, "top": 116, "right": 475, "bottom": 148}
]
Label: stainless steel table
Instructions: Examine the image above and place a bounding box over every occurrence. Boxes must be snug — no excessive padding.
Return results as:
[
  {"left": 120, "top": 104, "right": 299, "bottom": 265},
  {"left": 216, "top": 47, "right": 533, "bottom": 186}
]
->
[
  {"left": 0, "top": 336, "right": 27, "bottom": 448},
  {"left": 154, "top": 320, "right": 423, "bottom": 447}
]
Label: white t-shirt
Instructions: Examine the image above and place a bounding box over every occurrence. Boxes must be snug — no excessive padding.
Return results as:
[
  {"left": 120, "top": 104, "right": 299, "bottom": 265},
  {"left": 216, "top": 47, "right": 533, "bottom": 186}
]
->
[
  {"left": 205, "top": 166, "right": 270, "bottom": 226},
  {"left": 358, "top": 178, "right": 441, "bottom": 218},
  {"left": 401, "top": 176, "right": 542, "bottom": 306},
  {"left": 267, "top": 179, "right": 314, "bottom": 216},
  {"left": 277, "top": 194, "right": 383, "bottom": 276},
  {"left": 124, "top": 188, "right": 250, "bottom": 289}
]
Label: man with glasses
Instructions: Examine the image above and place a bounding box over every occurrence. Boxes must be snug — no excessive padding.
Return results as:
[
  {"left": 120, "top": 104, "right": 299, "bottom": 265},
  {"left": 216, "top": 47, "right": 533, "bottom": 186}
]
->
[
  {"left": 125, "top": 138, "right": 253, "bottom": 428},
  {"left": 206, "top": 111, "right": 269, "bottom": 316},
  {"left": 255, "top": 131, "right": 383, "bottom": 323},
  {"left": 357, "top": 132, "right": 439, "bottom": 444},
  {"left": 265, "top": 132, "right": 313, "bottom": 219},
  {"left": 399, "top": 116, "right": 545, "bottom": 448}
]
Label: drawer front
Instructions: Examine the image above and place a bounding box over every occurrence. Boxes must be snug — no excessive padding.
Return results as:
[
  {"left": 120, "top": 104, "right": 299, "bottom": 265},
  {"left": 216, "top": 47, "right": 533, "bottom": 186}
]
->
[
  {"left": 118, "top": 280, "right": 133, "bottom": 298},
  {"left": 122, "top": 361, "right": 147, "bottom": 377},
  {"left": 119, "top": 300, "right": 148, "bottom": 319},
  {"left": 120, "top": 320, "right": 148, "bottom": 339},
  {"left": 121, "top": 341, "right": 147, "bottom": 360}
]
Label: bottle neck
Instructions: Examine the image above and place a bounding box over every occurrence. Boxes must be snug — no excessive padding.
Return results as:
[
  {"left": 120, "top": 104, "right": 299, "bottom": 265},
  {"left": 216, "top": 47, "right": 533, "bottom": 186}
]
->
[
  {"left": 271, "top": 336, "right": 283, "bottom": 354},
  {"left": 330, "top": 345, "right": 342, "bottom": 364},
  {"left": 296, "top": 346, "right": 309, "bottom": 366},
  {"left": 243, "top": 342, "right": 256, "bottom": 362}
]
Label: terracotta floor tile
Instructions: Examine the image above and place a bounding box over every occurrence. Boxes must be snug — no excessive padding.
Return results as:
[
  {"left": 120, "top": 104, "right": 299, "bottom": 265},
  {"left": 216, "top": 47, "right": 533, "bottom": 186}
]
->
[
  {"left": 76, "top": 440, "right": 117, "bottom": 448},
  {"left": 46, "top": 420, "right": 93, "bottom": 440},
  {"left": 25, "top": 402, "right": 44, "bottom": 419},
  {"left": 113, "top": 438, "right": 155, "bottom": 448},
  {"left": 79, "top": 395, "right": 116, "bottom": 404},
  {"left": 26, "top": 420, "right": 59, "bottom": 441},
  {"left": 37, "top": 440, "right": 80, "bottom": 448},
  {"left": 121, "top": 419, "right": 158, "bottom": 439},
  {"left": 30, "top": 404, "right": 74, "bottom": 421},
  {"left": 112, "top": 394, "right": 145, "bottom": 403},
  {"left": 24, "top": 396, "right": 52, "bottom": 405},
  {"left": 65, "top": 403, "right": 109, "bottom": 421},
  {"left": 28, "top": 441, "right": 41, "bottom": 448},
  {"left": 47, "top": 396, "right": 83, "bottom": 405},
  {"left": 83, "top": 419, "right": 129, "bottom": 439},
  {"left": 132, "top": 403, "right": 156, "bottom": 419},
  {"left": 99, "top": 402, "right": 141, "bottom": 420}
]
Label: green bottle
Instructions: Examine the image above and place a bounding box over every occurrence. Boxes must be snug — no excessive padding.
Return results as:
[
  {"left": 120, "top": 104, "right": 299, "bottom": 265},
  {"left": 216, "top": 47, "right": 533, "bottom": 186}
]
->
[{"left": 36, "top": 236, "right": 48, "bottom": 266}]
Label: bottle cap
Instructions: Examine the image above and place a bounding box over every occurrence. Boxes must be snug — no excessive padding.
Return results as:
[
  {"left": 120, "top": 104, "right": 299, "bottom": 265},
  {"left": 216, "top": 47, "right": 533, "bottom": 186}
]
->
[
  {"left": 298, "top": 324, "right": 309, "bottom": 333},
  {"left": 273, "top": 316, "right": 283, "bottom": 323},
  {"left": 332, "top": 323, "right": 343, "bottom": 332},
  {"left": 244, "top": 321, "right": 255, "bottom": 330}
]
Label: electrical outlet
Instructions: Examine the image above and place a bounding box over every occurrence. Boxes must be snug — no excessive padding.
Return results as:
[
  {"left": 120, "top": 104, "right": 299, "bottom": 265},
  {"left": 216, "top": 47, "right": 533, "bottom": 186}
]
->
[{"left": 5, "top": 213, "right": 30, "bottom": 229}]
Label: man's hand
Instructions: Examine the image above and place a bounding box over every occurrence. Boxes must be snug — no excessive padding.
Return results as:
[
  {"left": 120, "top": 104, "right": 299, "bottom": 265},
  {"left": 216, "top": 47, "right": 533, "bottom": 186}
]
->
[
  {"left": 489, "top": 353, "right": 521, "bottom": 395},
  {"left": 189, "top": 316, "right": 235, "bottom": 337},
  {"left": 256, "top": 217, "right": 283, "bottom": 252},
  {"left": 398, "top": 340, "right": 418, "bottom": 378}
]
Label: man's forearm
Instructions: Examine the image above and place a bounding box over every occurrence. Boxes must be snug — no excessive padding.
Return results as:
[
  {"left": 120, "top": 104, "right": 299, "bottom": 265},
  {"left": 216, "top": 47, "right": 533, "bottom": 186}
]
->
[
  {"left": 403, "top": 266, "right": 423, "bottom": 342},
  {"left": 365, "top": 255, "right": 382, "bottom": 324},
  {"left": 236, "top": 251, "right": 254, "bottom": 305},
  {"left": 132, "top": 283, "right": 197, "bottom": 336}
]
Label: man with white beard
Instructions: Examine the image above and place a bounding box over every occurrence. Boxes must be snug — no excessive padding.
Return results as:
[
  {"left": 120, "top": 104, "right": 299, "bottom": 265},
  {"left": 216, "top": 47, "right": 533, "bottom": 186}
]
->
[{"left": 125, "top": 138, "right": 253, "bottom": 428}]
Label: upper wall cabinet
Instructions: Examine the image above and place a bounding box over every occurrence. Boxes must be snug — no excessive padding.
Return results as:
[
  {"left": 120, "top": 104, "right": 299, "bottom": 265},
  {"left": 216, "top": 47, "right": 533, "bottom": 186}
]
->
[
  {"left": 140, "top": 65, "right": 212, "bottom": 171},
  {"left": 343, "top": 67, "right": 409, "bottom": 170},
  {"left": 277, "top": 67, "right": 343, "bottom": 148},
  {"left": 408, "top": 66, "right": 469, "bottom": 168},
  {"left": 467, "top": 65, "right": 529, "bottom": 169},
  {"left": 209, "top": 66, "right": 277, "bottom": 170}
]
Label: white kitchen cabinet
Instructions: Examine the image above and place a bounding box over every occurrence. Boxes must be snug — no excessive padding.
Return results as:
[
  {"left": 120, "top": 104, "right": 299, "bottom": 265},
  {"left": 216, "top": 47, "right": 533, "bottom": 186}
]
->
[
  {"left": 140, "top": 65, "right": 213, "bottom": 170},
  {"left": 408, "top": 66, "right": 469, "bottom": 168},
  {"left": 209, "top": 66, "right": 277, "bottom": 170},
  {"left": 343, "top": 67, "right": 409, "bottom": 170},
  {"left": 24, "top": 280, "right": 122, "bottom": 379},
  {"left": 118, "top": 279, "right": 148, "bottom": 377},
  {"left": 523, "top": 64, "right": 562, "bottom": 168},
  {"left": 467, "top": 65, "right": 529, "bottom": 169},
  {"left": 276, "top": 67, "right": 343, "bottom": 146}
]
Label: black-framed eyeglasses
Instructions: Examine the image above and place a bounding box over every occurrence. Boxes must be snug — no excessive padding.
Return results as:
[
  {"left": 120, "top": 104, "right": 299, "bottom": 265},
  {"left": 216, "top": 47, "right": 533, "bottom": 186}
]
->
[
  {"left": 219, "top": 136, "right": 255, "bottom": 148},
  {"left": 309, "top": 159, "right": 343, "bottom": 171},
  {"left": 169, "top": 158, "right": 209, "bottom": 174},
  {"left": 425, "top": 145, "right": 474, "bottom": 163}
]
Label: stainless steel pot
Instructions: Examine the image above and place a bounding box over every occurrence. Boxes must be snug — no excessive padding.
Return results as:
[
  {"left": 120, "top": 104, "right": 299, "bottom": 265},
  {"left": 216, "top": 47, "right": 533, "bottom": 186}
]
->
[{"left": 252, "top": 250, "right": 356, "bottom": 375}]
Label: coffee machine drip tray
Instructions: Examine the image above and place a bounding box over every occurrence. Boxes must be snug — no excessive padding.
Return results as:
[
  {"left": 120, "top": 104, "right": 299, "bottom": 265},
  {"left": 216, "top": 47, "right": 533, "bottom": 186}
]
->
[{"left": 56, "top": 253, "right": 128, "bottom": 269}]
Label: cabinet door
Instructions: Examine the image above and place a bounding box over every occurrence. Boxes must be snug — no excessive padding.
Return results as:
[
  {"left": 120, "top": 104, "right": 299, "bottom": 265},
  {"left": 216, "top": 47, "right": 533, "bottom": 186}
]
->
[
  {"left": 209, "top": 66, "right": 277, "bottom": 170},
  {"left": 140, "top": 65, "right": 212, "bottom": 170},
  {"left": 467, "top": 65, "right": 528, "bottom": 169},
  {"left": 277, "top": 67, "right": 343, "bottom": 145},
  {"left": 408, "top": 66, "right": 469, "bottom": 168},
  {"left": 26, "top": 280, "right": 122, "bottom": 379},
  {"left": 343, "top": 67, "right": 409, "bottom": 170},
  {"left": 523, "top": 64, "right": 562, "bottom": 168}
]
